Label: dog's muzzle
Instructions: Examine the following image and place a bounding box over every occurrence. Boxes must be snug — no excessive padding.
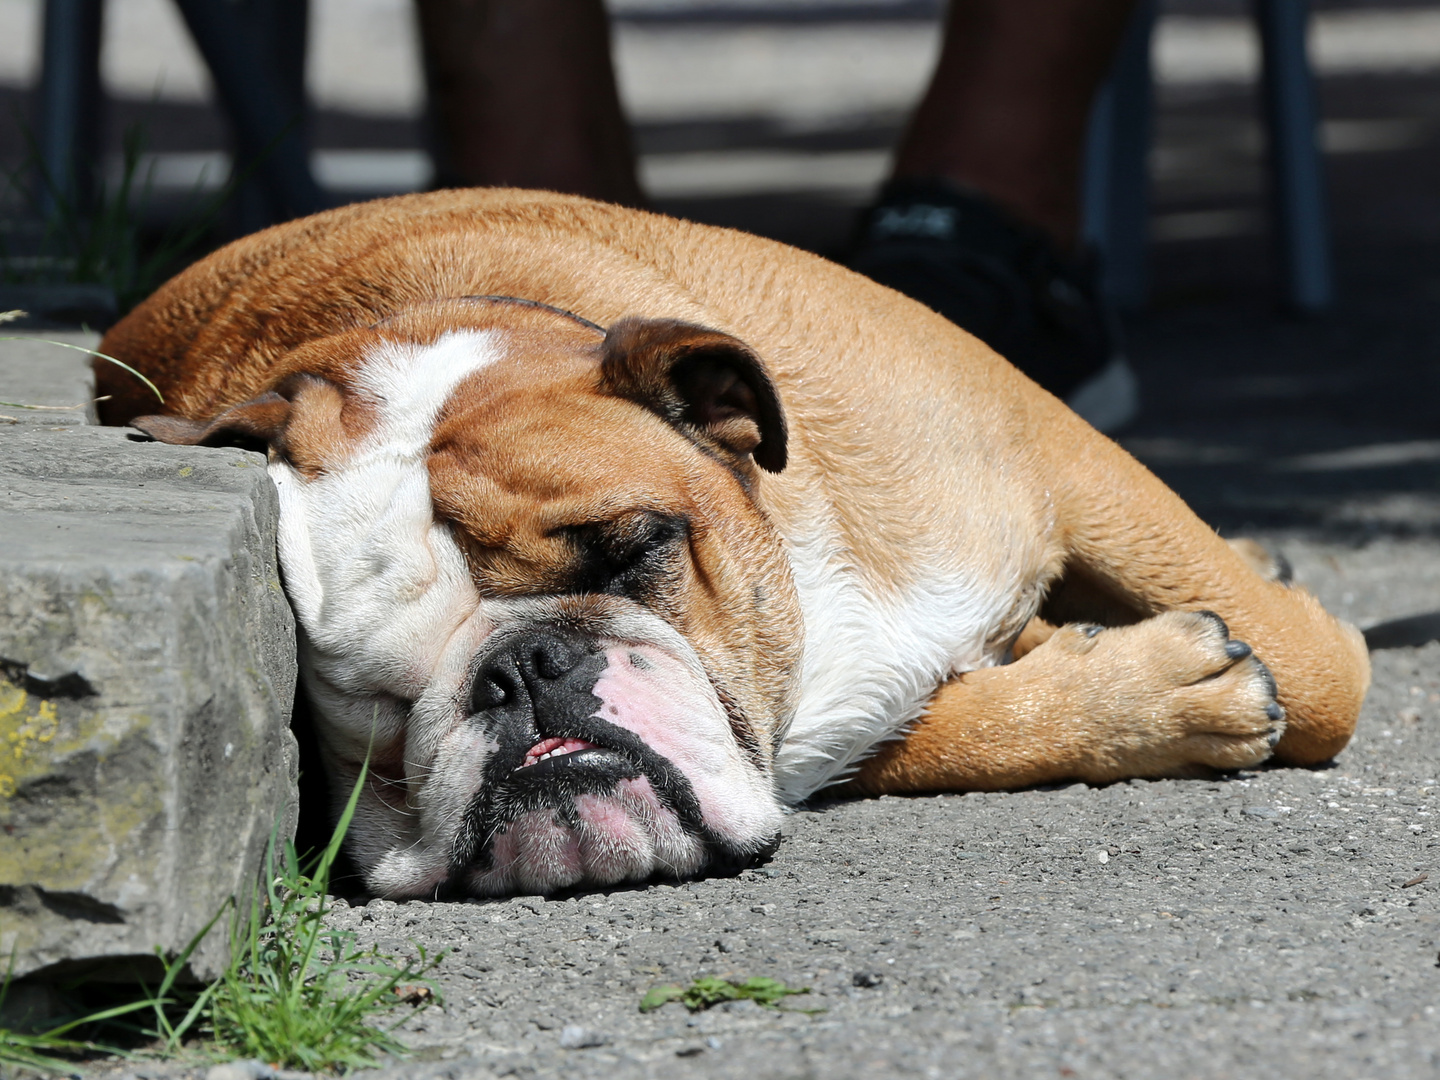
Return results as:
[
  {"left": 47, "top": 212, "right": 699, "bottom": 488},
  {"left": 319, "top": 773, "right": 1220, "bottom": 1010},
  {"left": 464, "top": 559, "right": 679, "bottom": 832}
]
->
[{"left": 446, "top": 625, "right": 772, "bottom": 885}]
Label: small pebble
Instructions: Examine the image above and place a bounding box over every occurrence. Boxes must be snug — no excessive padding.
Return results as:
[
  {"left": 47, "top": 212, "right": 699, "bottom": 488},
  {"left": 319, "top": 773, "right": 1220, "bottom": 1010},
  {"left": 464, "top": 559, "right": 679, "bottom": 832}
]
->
[
  {"left": 853, "top": 971, "right": 885, "bottom": 988},
  {"left": 205, "top": 1061, "right": 274, "bottom": 1080},
  {"left": 559, "top": 1024, "right": 607, "bottom": 1049},
  {"left": 718, "top": 998, "right": 762, "bottom": 1014}
]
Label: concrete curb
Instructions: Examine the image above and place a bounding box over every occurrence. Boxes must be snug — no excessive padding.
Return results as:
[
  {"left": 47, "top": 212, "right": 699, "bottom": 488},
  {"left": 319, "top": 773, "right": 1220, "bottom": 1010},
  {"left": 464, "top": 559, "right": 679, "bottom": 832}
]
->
[{"left": 0, "top": 333, "right": 298, "bottom": 984}]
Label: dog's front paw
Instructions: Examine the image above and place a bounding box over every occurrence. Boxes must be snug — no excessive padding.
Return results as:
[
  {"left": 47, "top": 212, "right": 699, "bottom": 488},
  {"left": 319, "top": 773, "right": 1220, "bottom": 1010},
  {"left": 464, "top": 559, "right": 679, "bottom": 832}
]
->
[
  {"left": 1049, "top": 609, "right": 1284, "bottom": 782},
  {"left": 1148, "top": 609, "right": 1285, "bottom": 772}
]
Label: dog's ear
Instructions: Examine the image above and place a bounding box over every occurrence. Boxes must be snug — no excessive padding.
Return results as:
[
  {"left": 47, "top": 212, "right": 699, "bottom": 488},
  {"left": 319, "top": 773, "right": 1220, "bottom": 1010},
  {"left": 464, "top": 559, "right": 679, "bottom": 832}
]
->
[
  {"left": 131, "top": 391, "right": 292, "bottom": 452},
  {"left": 130, "top": 373, "right": 341, "bottom": 455},
  {"left": 599, "top": 317, "right": 788, "bottom": 473}
]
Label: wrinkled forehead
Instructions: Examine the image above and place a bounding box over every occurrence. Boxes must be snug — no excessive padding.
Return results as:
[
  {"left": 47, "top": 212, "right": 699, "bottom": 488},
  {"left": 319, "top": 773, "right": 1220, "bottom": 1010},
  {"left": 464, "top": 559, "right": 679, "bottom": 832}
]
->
[
  {"left": 320, "top": 307, "right": 617, "bottom": 460},
  {"left": 422, "top": 338, "right": 706, "bottom": 537}
]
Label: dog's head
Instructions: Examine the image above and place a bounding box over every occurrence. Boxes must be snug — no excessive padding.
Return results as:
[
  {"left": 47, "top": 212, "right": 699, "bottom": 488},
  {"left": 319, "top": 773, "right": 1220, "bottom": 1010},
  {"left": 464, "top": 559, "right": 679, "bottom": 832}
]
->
[{"left": 135, "top": 300, "right": 802, "bottom": 897}]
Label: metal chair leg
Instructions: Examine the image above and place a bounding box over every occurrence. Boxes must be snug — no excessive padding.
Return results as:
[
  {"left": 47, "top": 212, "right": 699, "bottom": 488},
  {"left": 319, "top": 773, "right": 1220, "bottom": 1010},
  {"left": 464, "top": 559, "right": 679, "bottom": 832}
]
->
[
  {"left": 1081, "top": 0, "right": 1158, "bottom": 310},
  {"left": 34, "top": 0, "right": 105, "bottom": 222},
  {"left": 1255, "top": 0, "right": 1333, "bottom": 312}
]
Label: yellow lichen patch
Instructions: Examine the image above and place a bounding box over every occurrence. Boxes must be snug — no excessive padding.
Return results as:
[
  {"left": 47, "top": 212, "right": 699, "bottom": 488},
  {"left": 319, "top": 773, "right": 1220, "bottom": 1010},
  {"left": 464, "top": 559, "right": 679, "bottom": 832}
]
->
[
  {"left": 0, "top": 686, "right": 164, "bottom": 891},
  {"left": 0, "top": 684, "right": 58, "bottom": 798}
]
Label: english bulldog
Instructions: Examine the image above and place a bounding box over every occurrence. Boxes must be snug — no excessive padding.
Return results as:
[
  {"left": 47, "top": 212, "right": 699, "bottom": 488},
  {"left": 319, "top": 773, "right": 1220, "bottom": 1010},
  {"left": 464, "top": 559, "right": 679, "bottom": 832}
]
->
[{"left": 97, "top": 189, "right": 1370, "bottom": 898}]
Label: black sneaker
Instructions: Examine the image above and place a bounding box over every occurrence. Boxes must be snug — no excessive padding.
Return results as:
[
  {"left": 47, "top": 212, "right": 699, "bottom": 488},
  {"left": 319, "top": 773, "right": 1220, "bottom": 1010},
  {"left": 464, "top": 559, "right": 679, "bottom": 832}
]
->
[{"left": 849, "top": 178, "right": 1139, "bottom": 432}]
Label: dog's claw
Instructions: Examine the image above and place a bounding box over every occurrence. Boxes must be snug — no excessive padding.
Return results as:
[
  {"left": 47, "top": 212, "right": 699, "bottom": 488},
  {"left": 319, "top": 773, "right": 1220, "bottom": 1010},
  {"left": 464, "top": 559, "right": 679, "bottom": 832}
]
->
[
  {"left": 1265, "top": 702, "right": 1285, "bottom": 723},
  {"left": 1224, "top": 639, "right": 1252, "bottom": 660}
]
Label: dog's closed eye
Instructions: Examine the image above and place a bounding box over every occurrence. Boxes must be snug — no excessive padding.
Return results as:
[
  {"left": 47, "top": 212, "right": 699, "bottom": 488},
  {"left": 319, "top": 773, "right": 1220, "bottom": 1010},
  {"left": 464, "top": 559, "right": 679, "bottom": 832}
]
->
[{"left": 560, "top": 512, "right": 688, "bottom": 598}]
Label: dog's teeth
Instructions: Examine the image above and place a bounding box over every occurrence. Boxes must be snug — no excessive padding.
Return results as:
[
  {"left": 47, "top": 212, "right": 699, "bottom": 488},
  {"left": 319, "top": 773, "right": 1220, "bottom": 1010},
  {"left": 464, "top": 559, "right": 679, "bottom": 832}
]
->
[{"left": 517, "top": 740, "right": 593, "bottom": 771}]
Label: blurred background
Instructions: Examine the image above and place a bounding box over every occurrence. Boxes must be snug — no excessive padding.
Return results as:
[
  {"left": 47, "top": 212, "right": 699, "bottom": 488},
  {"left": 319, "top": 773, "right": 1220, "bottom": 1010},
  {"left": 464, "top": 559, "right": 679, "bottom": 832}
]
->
[{"left": 2, "top": 0, "right": 1439, "bottom": 622}]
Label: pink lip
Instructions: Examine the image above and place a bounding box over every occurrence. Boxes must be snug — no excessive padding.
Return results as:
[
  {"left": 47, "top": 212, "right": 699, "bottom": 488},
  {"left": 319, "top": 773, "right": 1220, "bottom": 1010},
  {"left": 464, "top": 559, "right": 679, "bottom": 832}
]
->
[{"left": 518, "top": 736, "right": 597, "bottom": 769}]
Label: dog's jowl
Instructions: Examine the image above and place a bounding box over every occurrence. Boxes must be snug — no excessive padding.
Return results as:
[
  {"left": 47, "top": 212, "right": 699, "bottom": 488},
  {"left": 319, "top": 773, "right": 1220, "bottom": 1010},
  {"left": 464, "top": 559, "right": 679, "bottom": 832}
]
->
[{"left": 99, "top": 189, "right": 1370, "bottom": 898}]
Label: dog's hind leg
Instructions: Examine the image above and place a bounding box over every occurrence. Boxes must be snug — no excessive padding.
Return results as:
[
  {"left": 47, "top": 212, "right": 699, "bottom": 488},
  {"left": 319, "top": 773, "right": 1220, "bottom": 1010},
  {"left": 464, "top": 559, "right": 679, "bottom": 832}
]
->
[{"left": 856, "top": 414, "right": 1368, "bottom": 795}]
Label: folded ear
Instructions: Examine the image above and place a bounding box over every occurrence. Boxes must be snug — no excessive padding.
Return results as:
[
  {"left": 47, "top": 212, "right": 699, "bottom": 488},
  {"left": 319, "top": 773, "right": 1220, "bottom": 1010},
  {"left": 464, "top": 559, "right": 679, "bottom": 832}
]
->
[
  {"left": 599, "top": 317, "right": 788, "bottom": 473},
  {"left": 130, "top": 391, "right": 292, "bottom": 452}
]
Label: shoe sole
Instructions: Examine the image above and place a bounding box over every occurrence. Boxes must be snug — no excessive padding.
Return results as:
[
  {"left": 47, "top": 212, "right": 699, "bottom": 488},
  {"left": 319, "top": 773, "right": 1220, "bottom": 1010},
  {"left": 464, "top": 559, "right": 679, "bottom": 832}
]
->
[{"left": 1066, "top": 355, "right": 1140, "bottom": 434}]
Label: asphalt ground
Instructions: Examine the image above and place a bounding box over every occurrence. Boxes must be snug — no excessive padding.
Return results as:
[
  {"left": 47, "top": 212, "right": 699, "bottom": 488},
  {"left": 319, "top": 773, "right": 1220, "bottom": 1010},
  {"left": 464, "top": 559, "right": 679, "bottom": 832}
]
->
[{"left": 12, "top": 4, "right": 1440, "bottom": 1077}]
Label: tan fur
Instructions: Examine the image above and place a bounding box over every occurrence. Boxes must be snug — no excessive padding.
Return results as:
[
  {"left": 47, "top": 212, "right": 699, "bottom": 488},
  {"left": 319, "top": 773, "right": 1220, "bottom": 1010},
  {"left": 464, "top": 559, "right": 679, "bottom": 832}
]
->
[{"left": 99, "top": 188, "right": 1370, "bottom": 796}]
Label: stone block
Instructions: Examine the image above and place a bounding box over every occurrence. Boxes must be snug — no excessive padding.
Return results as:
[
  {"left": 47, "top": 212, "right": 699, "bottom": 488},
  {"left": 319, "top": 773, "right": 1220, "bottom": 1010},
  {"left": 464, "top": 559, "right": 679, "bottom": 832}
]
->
[
  {"left": 0, "top": 330, "right": 101, "bottom": 427},
  {"left": 0, "top": 415, "right": 298, "bottom": 981}
]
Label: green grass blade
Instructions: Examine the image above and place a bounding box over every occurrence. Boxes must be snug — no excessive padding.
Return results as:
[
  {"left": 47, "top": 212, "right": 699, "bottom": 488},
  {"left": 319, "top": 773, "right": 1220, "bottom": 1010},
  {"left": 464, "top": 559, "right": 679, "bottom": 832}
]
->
[
  {"left": 33, "top": 997, "right": 153, "bottom": 1041},
  {"left": 317, "top": 758, "right": 368, "bottom": 888},
  {"left": 0, "top": 333, "right": 163, "bottom": 403},
  {"left": 0, "top": 399, "right": 91, "bottom": 411},
  {"left": 0, "top": 1034, "right": 86, "bottom": 1073}
]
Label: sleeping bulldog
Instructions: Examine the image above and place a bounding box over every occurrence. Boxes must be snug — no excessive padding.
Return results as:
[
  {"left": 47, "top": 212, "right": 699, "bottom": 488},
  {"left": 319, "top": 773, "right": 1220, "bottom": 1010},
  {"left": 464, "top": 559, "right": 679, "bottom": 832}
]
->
[{"left": 97, "top": 189, "right": 1369, "bottom": 898}]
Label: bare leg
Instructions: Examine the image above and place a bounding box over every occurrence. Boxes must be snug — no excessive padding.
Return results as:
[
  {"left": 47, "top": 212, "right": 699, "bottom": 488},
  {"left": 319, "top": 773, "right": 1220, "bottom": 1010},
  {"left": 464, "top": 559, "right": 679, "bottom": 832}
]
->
[
  {"left": 891, "top": 0, "right": 1137, "bottom": 247},
  {"left": 414, "top": 0, "right": 643, "bottom": 206}
]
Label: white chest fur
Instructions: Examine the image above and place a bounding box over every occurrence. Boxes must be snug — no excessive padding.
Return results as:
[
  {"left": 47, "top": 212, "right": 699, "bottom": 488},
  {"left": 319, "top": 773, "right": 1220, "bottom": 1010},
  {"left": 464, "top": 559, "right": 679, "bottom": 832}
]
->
[{"left": 771, "top": 509, "right": 1022, "bottom": 802}]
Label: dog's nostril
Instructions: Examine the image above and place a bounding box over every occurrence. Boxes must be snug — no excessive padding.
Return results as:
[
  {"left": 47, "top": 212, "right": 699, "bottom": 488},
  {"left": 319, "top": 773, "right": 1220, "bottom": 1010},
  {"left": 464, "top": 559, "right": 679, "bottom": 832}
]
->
[
  {"left": 472, "top": 668, "right": 516, "bottom": 711},
  {"left": 471, "top": 631, "right": 588, "bottom": 712},
  {"left": 530, "top": 636, "right": 582, "bottom": 680}
]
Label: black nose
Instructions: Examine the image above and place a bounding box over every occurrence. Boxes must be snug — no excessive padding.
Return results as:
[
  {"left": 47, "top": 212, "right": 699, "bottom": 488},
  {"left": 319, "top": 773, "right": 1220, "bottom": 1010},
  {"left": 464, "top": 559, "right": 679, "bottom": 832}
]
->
[{"left": 469, "top": 629, "right": 594, "bottom": 714}]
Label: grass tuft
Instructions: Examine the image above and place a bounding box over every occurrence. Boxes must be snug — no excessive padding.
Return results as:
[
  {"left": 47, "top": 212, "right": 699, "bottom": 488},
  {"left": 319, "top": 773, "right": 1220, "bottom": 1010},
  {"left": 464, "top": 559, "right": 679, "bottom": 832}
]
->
[
  {"left": 2, "top": 124, "right": 233, "bottom": 314},
  {"left": 639, "top": 975, "right": 813, "bottom": 1014},
  {"left": 1, "top": 763, "right": 441, "bottom": 1074},
  {"left": 150, "top": 762, "right": 443, "bottom": 1071},
  {"left": 0, "top": 965, "right": 148, "bottom": 1074}
]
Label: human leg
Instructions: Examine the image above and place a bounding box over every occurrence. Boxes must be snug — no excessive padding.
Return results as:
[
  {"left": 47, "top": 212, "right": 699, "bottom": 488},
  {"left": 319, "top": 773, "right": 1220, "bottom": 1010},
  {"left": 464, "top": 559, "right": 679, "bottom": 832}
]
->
[
  {"left": 414, "top": 0, "right": 642, "bottom": 206},
  {"left": 852, "top": 0, "right": 1142, "bottom": 430},
  {"left": 894, "top": 0, "right": 1137, "bottom": 248}
]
